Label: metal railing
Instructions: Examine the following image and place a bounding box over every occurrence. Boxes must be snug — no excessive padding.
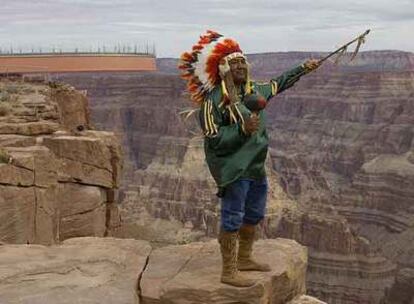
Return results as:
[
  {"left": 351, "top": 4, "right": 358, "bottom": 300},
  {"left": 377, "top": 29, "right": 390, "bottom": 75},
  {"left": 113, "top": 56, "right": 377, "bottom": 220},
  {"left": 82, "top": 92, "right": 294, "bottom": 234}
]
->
[{"left": 0, "top": 44, "right": 156, "bottom": 57}]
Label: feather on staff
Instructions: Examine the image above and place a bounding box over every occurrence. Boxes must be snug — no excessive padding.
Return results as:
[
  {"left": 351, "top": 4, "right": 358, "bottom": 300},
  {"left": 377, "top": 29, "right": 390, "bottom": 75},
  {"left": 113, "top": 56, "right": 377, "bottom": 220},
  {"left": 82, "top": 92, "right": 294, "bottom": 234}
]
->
[{"left": 319, "top": 29, "right": 371, "bottom": 64}]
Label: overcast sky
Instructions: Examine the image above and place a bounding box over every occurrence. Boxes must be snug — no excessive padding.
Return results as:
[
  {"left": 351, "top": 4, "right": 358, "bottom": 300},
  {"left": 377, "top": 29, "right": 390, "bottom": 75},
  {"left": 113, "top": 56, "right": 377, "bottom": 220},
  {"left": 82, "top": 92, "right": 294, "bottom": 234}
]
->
[{"left": 1, "top": 0, "right": 413, "bottom": 58}]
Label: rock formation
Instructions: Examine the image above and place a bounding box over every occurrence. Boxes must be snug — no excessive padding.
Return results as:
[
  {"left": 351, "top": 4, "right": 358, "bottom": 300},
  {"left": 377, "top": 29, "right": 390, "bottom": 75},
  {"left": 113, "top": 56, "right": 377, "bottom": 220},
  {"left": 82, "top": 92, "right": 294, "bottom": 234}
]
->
[
  {"left": 0, "top": 237, "right": 324, "bottom": 304},
  {"left": 0, "top": 79, "right": 122, "bottom": 245},
  {"left": 288, "top": 295, "right": 327, "bottom": 304},
  {"left": 0, "top": 237, "right": 151, "bottom": 304},
  {"left": 57, "top": 50, "right": 414, "bottom": 303},
  {"left": 249, "top": 51, "right": 414, "bottom": 304},
  {"left": 141, "top": 238, "right": 308, "bottom": 304}
]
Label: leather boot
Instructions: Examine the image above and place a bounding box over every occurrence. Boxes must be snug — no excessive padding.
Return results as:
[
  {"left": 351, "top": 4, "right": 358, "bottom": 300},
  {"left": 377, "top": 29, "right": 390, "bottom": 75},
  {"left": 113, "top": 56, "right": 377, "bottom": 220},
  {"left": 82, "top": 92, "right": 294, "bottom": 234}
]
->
[
  {"left": 218, "top": 231, "right": 256, "bottom": 287},
  {"left": 238, "top": 224, "right": 271, "bottom": 272}
]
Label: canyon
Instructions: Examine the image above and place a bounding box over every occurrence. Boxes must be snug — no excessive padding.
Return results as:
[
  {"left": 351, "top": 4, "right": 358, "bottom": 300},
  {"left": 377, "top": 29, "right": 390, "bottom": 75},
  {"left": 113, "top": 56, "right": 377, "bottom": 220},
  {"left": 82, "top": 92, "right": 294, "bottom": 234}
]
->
[
  {"left": 0, "top": 77, "right": 323, "bottom": 303},
  {"left": 56, "top": 50, "right": 414, "bottom": 304}
]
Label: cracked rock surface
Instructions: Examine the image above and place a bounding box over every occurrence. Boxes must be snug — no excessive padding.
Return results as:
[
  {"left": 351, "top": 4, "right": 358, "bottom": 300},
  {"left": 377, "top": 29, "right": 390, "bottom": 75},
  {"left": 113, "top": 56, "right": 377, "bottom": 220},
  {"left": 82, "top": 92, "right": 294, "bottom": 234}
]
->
[
  {"left": 141, "top": 238, "right": 308, "bottom": 304},
  {"left": 0, "top": 237, "right": 324, "bottom": 304},
  {"left": 0, "top": 80, "right": 122, "bottom": 245},
  {"left": 0, "top": 237, "right": 151, "bottom": 304}
]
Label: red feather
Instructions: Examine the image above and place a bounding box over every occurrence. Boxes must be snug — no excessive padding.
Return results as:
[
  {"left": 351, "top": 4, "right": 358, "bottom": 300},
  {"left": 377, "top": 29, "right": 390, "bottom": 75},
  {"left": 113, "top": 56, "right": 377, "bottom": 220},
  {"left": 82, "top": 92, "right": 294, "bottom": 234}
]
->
[
  {"left": 192, "top": 44, "right": 203, "bottom": 51},
  {"left": 178, "top": 63, "right": 191, "bottom": 70},
  {"left": 180, "top": 52, "right": 195, "bottom": 62},
  {"left": 198, "top": 36, "right": 211, "bottom": 44}
]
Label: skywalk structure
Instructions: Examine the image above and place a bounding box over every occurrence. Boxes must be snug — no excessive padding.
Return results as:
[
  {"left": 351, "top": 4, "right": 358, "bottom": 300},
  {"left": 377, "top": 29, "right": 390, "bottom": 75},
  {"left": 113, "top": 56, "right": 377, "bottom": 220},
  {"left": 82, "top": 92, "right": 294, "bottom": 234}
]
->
[{"left": 0, "top": 48, "right": 157, "bottom": 74}]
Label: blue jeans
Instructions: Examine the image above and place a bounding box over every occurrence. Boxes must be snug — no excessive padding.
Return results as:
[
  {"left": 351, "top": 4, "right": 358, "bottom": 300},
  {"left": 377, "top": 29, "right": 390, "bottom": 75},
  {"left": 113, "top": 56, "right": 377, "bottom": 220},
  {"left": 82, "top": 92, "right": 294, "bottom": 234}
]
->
[{"left": 220, "top": 177, "right": 268, "bottom": 232}]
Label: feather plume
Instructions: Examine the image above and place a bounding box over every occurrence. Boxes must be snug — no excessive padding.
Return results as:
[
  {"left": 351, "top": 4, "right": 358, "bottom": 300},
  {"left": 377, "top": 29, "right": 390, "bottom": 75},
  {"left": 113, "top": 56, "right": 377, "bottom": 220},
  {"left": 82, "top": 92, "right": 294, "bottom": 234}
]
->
[
  {"left": 350, "top": 36, "right": 365, "bottom": 61},
  {"left": 179, "top": 30, "right": 243, "bottom": 105}
]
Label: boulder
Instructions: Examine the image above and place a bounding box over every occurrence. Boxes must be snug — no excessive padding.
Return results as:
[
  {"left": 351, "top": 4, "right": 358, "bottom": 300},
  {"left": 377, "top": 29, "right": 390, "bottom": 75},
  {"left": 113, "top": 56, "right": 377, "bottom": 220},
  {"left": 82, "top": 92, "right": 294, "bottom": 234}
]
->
[
  {"left": 50, "top": 83, "right": 91, "bottom": 132},
  {"left": 141, "top": 238, "right": 307, "bottom": 304},
  {"left": 0, "top": 81, "right": 123, "bottom": 245},
  {"left": 58, "top": 183, "right": 107, "bottom": 240},
  {"left": 43, "top": 135, "right": 117, "bottom": 188}
]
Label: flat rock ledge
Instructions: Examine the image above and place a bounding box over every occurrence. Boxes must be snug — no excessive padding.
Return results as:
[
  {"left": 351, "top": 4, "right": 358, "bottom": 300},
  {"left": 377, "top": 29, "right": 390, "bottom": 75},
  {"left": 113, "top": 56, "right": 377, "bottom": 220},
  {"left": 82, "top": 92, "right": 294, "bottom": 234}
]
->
[
  {"left": 141, "top": 238, "right": 309, "bottom": 304},
  {"left": 0, "top": 237, "right": 151, "bottom": 304},
  {"left": 0, "top": 237, "right": 324, "bottom": 304},
  {"left": 287, "top": 295, "right": 327, "bottom": 304}
]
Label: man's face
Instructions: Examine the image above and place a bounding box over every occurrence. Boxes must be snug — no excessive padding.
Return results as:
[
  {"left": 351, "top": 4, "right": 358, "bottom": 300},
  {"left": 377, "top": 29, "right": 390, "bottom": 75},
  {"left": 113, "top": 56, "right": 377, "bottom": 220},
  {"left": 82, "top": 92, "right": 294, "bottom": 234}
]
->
[{"left": 228, "top": 56, "right": 248, "bottom": 85}]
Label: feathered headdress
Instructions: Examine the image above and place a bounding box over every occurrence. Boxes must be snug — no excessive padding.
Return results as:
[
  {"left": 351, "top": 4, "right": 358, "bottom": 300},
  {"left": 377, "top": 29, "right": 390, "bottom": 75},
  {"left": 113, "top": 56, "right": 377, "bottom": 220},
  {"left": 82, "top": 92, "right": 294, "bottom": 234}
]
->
[{"left": 178, "top": 30, "right": 248, "bottom": 105}]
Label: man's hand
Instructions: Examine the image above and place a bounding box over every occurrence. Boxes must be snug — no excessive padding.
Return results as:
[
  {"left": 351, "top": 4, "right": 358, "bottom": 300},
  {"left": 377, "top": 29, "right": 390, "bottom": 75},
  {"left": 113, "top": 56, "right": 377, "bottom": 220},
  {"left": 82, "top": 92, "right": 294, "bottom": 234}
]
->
[
  {"left": 303, "top": 59, "right": 320, "bottom": 72},
  {"left": 244, "top": 113, "right": 260, "bottom": 135}
]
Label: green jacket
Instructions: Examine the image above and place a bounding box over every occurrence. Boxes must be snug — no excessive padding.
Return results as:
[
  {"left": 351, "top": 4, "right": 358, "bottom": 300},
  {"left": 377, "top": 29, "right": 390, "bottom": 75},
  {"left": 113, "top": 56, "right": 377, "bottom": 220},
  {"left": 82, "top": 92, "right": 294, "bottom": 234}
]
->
[{"left": 199, "top": 64, "right": 308, "bottom": 188}]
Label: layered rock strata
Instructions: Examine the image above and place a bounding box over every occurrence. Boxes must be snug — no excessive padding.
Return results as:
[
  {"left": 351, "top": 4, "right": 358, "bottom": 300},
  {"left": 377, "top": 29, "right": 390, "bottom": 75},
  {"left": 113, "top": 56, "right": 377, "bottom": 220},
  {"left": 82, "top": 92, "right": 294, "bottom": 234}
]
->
[
  {"left": 58, "top": 51, "right": 414, "bottom": 303},
  {"left": 255, "top": 52, "right": 414, "bottom": 304},
  {"left": 0, "top": 79, "right": 122, "bottom": 245}
]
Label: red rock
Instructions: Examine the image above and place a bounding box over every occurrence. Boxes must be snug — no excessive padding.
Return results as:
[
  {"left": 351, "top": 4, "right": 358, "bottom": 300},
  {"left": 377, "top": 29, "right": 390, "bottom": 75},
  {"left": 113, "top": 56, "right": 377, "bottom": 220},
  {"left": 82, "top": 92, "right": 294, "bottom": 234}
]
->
[{"left": 0, "top": 80, "right": 123, "bottom": 245}]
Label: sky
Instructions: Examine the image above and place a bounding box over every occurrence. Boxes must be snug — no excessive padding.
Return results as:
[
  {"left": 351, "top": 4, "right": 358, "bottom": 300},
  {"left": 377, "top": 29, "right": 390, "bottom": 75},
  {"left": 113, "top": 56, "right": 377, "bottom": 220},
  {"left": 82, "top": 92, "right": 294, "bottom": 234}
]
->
[{"left": 1, "top": 0, "right": 414, "bottom": 58}]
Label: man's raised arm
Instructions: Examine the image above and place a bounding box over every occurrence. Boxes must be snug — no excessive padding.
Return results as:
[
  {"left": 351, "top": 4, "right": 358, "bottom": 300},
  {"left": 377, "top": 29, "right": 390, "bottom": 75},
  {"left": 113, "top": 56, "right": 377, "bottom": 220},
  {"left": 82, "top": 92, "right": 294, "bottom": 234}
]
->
[{"left": 253, "top": 59, "right": 320, "bottom": 101}]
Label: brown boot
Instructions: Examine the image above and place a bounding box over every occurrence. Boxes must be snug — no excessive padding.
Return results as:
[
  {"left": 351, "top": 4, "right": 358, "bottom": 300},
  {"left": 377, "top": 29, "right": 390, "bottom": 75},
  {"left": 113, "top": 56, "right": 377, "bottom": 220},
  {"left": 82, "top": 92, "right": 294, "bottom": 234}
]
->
[
  {"left": 238, "top": 224, "right": 271, "bottom": 272},
  {"left": 218, "top": 231, "right": 256, "bottom": 287}
]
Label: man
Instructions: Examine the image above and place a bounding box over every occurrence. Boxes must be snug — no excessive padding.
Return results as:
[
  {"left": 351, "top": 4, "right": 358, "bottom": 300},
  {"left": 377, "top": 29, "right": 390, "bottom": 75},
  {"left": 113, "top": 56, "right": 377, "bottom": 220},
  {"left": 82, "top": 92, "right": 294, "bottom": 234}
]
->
[{"left": 179, "top": 30, "right": 319, "bottom": 287}]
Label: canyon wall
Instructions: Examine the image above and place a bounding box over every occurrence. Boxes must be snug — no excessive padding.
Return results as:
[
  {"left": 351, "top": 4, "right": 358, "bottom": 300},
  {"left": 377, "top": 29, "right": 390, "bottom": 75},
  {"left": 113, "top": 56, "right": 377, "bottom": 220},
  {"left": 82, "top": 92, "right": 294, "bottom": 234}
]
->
[
  {"left": 249, "top": 51, "right": 414, "bottom": 304},
  {"left": 59, "top": 50, "right": 414, "bottom": 303},
  {"left": 0, "top": 79, "right": 122, "bottom": 245}
]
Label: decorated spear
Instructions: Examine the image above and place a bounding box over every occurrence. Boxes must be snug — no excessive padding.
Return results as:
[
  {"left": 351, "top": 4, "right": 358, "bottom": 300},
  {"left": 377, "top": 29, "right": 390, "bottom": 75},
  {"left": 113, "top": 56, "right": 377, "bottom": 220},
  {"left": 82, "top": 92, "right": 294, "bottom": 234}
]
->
[
  {"left": 284, "top": 29, "right": 371, "bottom": 87},
  {"left": 317, "top": 29, "right": 371, "bottom": 64}
]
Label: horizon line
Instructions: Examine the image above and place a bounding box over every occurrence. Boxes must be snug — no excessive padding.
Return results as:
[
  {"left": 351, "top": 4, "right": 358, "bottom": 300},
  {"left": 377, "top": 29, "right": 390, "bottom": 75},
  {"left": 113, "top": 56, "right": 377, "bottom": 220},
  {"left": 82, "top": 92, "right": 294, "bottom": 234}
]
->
[{"left": 158, "top": 49, "right": 414, "bottom": 59}]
